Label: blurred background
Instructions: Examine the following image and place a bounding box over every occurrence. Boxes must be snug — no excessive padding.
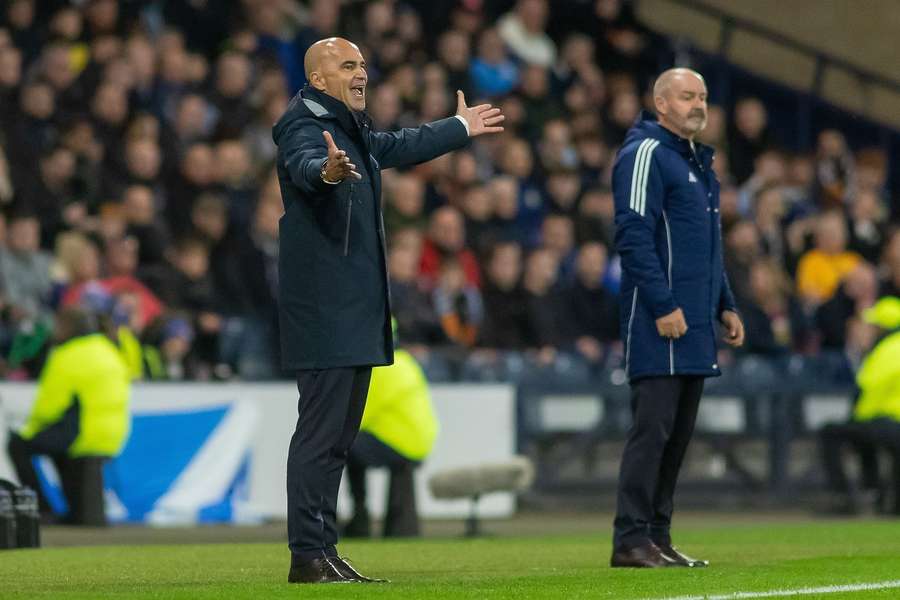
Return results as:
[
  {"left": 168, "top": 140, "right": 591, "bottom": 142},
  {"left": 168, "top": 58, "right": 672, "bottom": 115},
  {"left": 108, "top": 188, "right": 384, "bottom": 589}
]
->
[{"left": 0, "top": 0, "right": 899, "bottom": 529}]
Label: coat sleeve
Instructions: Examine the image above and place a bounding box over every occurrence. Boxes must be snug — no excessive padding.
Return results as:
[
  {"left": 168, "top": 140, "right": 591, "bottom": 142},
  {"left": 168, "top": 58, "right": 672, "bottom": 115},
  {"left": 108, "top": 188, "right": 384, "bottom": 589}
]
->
[
  {"left": 718, "top": 270, "right": 738, "bottom": 318},
  {"left": 368, "top": 116, "right": 469, "bottom": 170},
  {"left": 613, "top": 140, "right": 678, "bottom": 319},
  {"left": 276, "top": 118, "right": 332, "bottom": 197},
  {"left": 19, "top": 350, "right": 75, "bottom": 440}
]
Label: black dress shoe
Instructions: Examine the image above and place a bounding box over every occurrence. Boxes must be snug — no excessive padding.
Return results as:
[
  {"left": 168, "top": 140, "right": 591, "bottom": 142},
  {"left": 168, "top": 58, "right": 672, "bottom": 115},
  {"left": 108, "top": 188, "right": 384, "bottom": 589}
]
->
[
  {"left": 287, "top": 558, "right": 350, "bottom": 583},
  {"left": 657, "top": 544, "right": 709, "bottom": 567},
  {"left": 610, "top": 543, "right": 677, "bottom": 568},
  {"left": 331, "top": 556, "right": 389, "bottom": 583}
]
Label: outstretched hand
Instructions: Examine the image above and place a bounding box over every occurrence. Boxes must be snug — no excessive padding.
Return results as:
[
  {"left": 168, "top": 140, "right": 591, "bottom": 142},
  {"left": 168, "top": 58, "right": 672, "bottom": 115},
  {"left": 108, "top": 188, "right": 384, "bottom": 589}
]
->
[
  {"left": 322, "top": 131, "right": 362, "bottom": 183},
  {"left": 456, "top": 90, "right": 505, "bottom": 137}
]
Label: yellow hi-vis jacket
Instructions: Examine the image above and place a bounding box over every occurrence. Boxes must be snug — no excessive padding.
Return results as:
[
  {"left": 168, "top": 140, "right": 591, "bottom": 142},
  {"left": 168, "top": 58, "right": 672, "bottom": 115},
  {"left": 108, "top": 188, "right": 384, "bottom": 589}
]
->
[
  {"left": 361, "top": 349, "right": 438, "bottom": 461},
  {"left": 19, "top": 333, "right": 132, "bottom": 457},
  {"left": 853, "top": 330, "right": 900, "bottom": 422}
]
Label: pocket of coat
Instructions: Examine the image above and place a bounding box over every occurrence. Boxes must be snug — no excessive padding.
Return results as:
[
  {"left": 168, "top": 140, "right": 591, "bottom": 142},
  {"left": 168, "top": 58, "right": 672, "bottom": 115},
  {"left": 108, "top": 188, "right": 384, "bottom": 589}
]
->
[{"left": 343, "top": 184, "right": 355, "bottom": 256}]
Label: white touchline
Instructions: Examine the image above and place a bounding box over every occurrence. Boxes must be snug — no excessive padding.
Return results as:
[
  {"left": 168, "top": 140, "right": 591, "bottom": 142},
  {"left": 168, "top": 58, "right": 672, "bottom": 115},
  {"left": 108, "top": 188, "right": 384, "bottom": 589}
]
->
[{"left": 645, "top": 579, "right": 900, "bottom": 600}]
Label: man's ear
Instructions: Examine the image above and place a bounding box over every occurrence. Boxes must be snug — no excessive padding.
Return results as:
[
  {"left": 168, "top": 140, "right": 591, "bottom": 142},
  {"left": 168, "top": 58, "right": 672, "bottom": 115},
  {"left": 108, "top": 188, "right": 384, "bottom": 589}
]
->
[
  {"left": 309, "top": 71, "right": 326, "bottom": 91},
  {"left": 654, "top": 95, "right": 667, "bottom": 118}
]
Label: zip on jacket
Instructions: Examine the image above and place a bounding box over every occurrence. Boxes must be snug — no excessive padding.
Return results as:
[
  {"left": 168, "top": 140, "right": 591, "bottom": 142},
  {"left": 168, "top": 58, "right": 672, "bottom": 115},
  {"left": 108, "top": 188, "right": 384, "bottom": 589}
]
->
[{"left": 343, "top": 183, "right": 355, "bottom": 256}]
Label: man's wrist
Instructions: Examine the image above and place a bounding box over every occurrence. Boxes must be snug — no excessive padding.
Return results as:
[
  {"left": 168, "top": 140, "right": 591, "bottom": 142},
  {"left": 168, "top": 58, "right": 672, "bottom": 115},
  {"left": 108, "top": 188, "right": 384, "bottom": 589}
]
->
[
  {"left": 454, "top": 114, "right": 470, "bottom": 137},
  {"left": 320, "top": 158, "right": 339, "bottom": 184}
]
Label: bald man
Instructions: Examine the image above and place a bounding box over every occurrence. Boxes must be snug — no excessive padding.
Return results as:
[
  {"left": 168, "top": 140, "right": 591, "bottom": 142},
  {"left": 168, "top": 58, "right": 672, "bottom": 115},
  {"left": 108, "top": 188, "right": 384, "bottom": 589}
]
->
[
  {"left": 610, "top": 68, "right": 744, "bottom": 568},
  {"left": 273, "top": 38, "right": 503, "bottom": 584}
]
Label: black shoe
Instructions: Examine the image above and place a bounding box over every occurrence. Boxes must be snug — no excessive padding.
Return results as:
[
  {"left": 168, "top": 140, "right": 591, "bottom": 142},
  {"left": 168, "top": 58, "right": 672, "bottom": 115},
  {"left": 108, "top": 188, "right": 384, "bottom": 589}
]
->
[
  {"left": 657, "top": 544, "right": 709, "bottom": 567},
  {"left": 610, "top": 543, "right": 677, "bottom": 568},
  {"left": 287, "top": 558, "right": 350, "bottom": 584},
  {"left": 330, "top": 556, "right": 388, "bottom": 583}
]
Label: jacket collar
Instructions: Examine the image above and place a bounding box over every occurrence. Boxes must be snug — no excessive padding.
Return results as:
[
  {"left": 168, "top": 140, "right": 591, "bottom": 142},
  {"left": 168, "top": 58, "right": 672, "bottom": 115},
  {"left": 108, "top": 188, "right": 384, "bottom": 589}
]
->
[
  {"left": 300, "top": 85, "right": 372, "bottom": 139},
  {"left": 632, "top": 110, "right": 715, "bottom": 167}
]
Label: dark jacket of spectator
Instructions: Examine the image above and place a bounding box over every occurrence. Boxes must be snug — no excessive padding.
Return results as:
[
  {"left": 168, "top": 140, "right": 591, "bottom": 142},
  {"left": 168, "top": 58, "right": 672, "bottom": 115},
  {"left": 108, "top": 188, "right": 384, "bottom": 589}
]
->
[{"left": 479, "top": 282, "right": 530, "bottom": 349}]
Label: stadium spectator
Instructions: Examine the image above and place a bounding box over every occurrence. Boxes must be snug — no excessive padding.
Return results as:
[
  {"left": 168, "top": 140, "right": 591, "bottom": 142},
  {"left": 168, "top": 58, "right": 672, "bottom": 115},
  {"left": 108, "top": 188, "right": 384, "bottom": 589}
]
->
[
  {"left": 432, "top": 258, "right": 483, "bottom": 349},
  {"left": 796, "top": 211, "right": 863, "bottom": 306},
  {"left": 479, "top": 241, "right": 529, "bottom": 350},
  {"left": 497, "top": 0, "right": 557, "bottom": 68},
  {"left": 854, "top": 147, "right": 895, "bottom": 221},
  {"left": 563, "top": 242, "right": 619, "bottom": 364},
  {"left": 0, "top": 212, "right": 53, "bottom": 326},
  {"left": 143, "top": 237, "right": 221, "bottom": 379},
  {"left": 384, "top": 172, "right": 427, "bottom": 232},
  {"left": 470, "top": 27, "right": 519, "bottom": 98},
  {"left": 848, "top": 188, "right": 890, "bottom": 264},
  {"left": 518, "top": 65, "right": 565, "bottom": 142},
  {"left": 728, "top": 97, "right": 774, "bottom": 184},
  {"left": 815, "top": 129, "right": 855, "bottom": 209},
  {"left": 459, "top": 184, "right": 495, "bottom": 256},
  {"left": 389, "top": 228, "right": 442, "bottom": 347},
  {"left": 436, "top": 30, "right": 473, "bottom": 100},
  {"left": 419, "top": 206, "right": 481, "bottom": 290},
  {"left": 739, "top": 259, "right": 810, "bottom": 356},
  {"left": 752, "top": 185, "right": 789, "bottom": 269},
  {"left": 545, "top": 169, "right": 582, "bottom": 215},
  {"left": 540, "top": 213, "right": 577, "bottom": 281},
  {"left": 724, "top": 220, "right": 762, "bottom": 307},
  {"left": 522, "top": 247, "right": 567, "bottom": 362},
  {"left": 122, "top": 184, "right": 169, "bottom": 267},
  {"left": 575, "top": 186, "right": 615, "bottom": 247},
  {"left": 815, "top": 262, "right": 878, "bottom": 352}
]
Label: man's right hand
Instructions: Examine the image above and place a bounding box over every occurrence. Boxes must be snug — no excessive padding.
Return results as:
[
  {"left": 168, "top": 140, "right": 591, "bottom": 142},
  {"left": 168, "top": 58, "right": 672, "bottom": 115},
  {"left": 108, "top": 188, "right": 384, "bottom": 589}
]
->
[
  {"left": 321, "top": 131, "right": 362, "bottom": 183},
  {"left": 656, "top": 308, "right": 688, "bottom": 339}
]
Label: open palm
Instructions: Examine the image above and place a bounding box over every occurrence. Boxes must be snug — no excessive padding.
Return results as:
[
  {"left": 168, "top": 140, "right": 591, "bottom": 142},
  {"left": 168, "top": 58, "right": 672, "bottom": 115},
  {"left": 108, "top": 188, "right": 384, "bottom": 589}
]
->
[{"left": 456, "top": 90, "right": 505, "bottom": 137}]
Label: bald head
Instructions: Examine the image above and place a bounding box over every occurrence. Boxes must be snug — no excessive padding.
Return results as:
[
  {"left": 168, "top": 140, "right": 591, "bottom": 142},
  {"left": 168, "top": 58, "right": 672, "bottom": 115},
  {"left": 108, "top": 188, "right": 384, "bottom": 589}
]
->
[
  {"left": 304, "top": 37, "right": 359, "bottom": 78},
  {"left": 304, "top": 37, "right": 368, "bottom": 111},
  {"left": 653, "top": 68, "right": 705, "bottom": 99},
  {"left": 652, "top": 68, "right": 708, "bottom": 140}
]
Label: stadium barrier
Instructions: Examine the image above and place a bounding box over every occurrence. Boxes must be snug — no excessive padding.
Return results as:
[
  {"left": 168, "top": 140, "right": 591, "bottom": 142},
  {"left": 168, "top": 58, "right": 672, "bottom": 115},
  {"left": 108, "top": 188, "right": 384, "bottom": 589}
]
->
[{"left": 0, "top": 382, "right": 516, "bottom": 524}]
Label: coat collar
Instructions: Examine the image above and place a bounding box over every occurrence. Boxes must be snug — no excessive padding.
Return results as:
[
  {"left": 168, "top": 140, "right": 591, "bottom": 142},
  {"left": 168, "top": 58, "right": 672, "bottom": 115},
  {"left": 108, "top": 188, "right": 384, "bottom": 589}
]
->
[
  {"left": 300, "top": 85, "right": 372, "bottom": 139},
  {"left": 632, "top": 110, "right": 715, "bottom": 167}
]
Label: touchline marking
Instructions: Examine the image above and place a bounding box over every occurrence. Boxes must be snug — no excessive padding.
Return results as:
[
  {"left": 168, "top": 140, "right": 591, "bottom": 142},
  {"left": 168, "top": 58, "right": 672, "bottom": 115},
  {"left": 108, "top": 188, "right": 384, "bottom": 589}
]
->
[{"left": 645, "top": 579, "right": 900, "bottom": 600}]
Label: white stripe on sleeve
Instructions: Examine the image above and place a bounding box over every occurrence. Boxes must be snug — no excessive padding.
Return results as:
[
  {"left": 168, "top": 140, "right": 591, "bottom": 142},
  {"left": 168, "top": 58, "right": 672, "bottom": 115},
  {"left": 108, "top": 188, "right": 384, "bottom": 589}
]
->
[
  {"left": 629, "top": 139, "right": 652, "bottom": 213},
  {"left": 636, "top": 140, "right": 660, "bottom": 216}
]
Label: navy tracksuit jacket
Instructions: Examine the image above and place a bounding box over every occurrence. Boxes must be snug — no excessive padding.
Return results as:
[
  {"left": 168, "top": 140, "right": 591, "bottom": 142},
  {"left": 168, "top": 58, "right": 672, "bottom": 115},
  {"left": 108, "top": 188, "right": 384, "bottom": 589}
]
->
[{"left": 613, "top": 111, "right": 736, "bottom": 382}]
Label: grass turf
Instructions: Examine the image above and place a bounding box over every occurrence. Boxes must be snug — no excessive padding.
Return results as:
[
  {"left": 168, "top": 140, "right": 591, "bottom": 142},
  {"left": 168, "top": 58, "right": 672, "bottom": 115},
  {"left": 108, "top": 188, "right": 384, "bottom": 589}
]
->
[{"left": 2, "top": 519, "right": 900, "bottom": 599}]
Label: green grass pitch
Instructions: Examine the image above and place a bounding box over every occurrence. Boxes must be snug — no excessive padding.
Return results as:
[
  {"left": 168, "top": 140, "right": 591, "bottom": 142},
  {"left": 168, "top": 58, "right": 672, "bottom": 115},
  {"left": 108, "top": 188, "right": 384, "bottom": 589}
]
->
[{"left": 2, "top": 518, "right": 900, "bottom": 599}]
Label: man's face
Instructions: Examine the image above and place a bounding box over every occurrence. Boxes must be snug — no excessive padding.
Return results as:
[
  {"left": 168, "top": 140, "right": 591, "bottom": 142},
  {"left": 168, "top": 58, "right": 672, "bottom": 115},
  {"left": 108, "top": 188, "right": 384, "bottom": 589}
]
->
[
  {"left": 8, "top": 218, "right": 39, "bottom": 253},
  {"left": 656, "top": 74, "right": 708, "bottom": 139},
  {"left": 312, "top": 40, "right": 368, "bottom": 112}
]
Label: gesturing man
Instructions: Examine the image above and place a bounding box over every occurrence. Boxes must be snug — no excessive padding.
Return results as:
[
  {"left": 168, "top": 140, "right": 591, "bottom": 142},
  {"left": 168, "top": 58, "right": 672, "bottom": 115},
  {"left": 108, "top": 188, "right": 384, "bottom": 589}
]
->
[
  {"left": 610, "top": 68, "right": 744, "bottom": 568},
  {"left": 273, "top": 37, "right": 503, "bottom": 584}
]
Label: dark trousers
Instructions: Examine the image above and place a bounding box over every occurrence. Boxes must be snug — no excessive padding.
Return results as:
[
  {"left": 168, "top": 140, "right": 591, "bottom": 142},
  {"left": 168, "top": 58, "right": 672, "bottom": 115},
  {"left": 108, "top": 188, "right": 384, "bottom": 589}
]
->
[
  {"left": 287, "top": 367, "right": 372, "bottom": 564},
  {"left": 346, "top": 431, "right": 420, "bottom": 537},
  {"left": 613, "top": 375, "right": 704, "bottom": 551},
  {"left": 6, "top": 403, "right": 80, "bottom": 514},
  {"left": 820, "top": 418, "right": 900, "bottom": 510}
]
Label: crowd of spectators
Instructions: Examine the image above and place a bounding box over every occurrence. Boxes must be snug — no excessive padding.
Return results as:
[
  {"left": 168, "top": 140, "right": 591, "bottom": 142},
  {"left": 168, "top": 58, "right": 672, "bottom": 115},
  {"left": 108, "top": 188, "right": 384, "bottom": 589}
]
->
[{"left": 0, "top": 0, "right": 896, "bottom": 381}]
